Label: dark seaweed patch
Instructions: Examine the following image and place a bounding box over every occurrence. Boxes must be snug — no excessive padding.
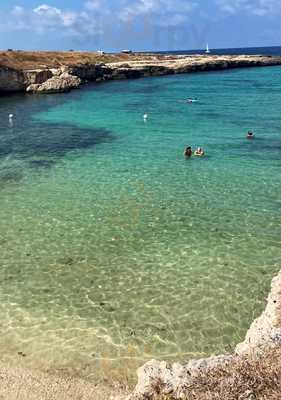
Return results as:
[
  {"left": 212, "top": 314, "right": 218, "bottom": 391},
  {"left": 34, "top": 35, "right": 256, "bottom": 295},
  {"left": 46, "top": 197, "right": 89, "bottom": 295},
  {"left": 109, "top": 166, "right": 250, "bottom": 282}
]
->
[
  {"left": 0, "top": 169, "right": 23, "bottom": 186},
  {"left": 0, "top": 122, "right": 114, "bottom": 164},
  {"left": 214, "top": 136, "right": 281, "bottom": 160},
  {"left": 0, "top": 89, "right": 115, "bottom": 178},
  {"left": 28, "top": 159, "right": 56, "bottom": 169}
]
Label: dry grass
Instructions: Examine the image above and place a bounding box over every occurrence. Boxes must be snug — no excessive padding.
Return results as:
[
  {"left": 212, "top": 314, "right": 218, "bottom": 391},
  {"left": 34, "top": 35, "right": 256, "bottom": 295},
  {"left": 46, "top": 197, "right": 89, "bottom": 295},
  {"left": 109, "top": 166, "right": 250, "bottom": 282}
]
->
[
  {"left": 154, "top": 348, "right": 281, "bottom": 400},
  {"left": 0, "top": 51, "right": 158, "bottom": 70}
]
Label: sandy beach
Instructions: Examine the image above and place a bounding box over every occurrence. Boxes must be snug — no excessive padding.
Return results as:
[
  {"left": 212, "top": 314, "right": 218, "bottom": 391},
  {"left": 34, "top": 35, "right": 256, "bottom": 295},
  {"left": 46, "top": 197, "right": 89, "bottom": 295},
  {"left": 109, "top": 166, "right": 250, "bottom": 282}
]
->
[{"left": 0, "top": 360, "right": 128, "bottom": 400}]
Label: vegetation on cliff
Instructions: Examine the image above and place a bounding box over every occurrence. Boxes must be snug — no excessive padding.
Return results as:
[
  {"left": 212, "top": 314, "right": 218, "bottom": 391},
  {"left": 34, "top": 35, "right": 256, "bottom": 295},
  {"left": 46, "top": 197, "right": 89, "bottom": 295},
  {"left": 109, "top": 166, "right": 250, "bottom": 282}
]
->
[{"left": 0, "top": 51, "right": 152, "bottom": 70}]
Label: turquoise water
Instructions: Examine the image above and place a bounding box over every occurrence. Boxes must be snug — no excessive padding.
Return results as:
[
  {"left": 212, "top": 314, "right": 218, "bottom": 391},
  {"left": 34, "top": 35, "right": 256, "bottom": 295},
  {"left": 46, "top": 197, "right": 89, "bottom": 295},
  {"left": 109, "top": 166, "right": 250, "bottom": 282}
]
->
[{"left": 0, "top": 67, "right": 281, "bottom": 381}]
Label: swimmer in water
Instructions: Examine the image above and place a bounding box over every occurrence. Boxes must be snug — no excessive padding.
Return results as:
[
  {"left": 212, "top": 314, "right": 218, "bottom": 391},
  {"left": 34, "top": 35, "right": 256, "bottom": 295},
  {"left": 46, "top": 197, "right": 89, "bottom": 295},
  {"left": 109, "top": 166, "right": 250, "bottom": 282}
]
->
[
  {"left": 194, "top": 147, "right": 205, "bottom": 156},
  {"left": 247, "top": 130, "right": 254, "bottom": 139},
  {"left": 186, "top": 98, "right": 198, "bottom": 104},
  {"left": 184, "top": 146, "right": 193, "bottom": 158}
]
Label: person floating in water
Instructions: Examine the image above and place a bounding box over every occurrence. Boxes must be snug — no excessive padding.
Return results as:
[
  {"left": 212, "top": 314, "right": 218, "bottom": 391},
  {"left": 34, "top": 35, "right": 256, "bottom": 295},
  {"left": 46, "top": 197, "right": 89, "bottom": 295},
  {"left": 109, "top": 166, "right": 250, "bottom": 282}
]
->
[
  {"left": 194, "top": 147, "right": 205, "bottom": 156},
  {"left": 184, "top": 146, "right": 193, "bottom": 158},
  {"left": 247, "top": 130, "right": 254, "bottom": 140},
  {"left": 186, "top": 98, "right": 198, "bottom": 104}
]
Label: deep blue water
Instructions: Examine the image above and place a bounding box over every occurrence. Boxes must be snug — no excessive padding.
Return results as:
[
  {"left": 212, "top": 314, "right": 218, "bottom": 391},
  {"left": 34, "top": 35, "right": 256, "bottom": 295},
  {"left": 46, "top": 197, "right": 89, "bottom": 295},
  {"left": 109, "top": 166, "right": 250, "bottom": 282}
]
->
[{"left": 152, "top": 45, "right": 281, "bottom": 56}]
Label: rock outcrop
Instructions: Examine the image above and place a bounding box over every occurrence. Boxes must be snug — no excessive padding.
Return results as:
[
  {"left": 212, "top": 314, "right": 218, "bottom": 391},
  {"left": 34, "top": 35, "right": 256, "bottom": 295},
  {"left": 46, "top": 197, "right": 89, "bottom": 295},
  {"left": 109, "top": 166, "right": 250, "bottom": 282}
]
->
[
  {"left": 128, "top": 355, "right": 234, "bottom": 400},
  {"left": 0, "top": 66, "right": 25, "bottom": 93},
  {"left": 236, "top": 271, "right": 281, "bottom": 356},
  {"left": 26, "top": 72, "right": 81, "bottom": 93},
  {"left": 24, "top": 69, "right": 53, "bottom": 85},
  {"left": 105, "top": 54, "right": 281, "bottom": 80},
  {"left": 66, "top": 63, "right": 111, "bottom": 81}
]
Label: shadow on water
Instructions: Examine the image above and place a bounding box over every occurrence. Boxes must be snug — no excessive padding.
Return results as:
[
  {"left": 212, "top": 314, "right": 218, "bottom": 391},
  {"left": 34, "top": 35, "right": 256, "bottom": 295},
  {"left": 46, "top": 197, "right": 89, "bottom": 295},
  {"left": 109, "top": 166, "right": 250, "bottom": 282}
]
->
[
  {"left": 0, "top": 168, "right": 24, "bottom": 185},
  {"left": 0, "top": 122, "right": 114, "bottom": 190},
  {"left": 28, "top": 159, "right": 56, "bottom": 169},
  {"left": 215, "top": 137, "right": 281, "bottom": 162},
  {"left": 8, "top": 122, "right": 114, "bottom": 159},
  {"left": 0, "top": 91, "right": 115, "bottom": 189}
]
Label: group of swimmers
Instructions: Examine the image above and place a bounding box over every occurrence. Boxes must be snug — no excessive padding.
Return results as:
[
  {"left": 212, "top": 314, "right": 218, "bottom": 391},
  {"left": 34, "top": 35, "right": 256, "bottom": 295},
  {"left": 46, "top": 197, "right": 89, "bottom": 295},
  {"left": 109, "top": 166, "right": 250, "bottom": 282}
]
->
[
  {"left": 184, "top": 130, "right": 255, "bottom": 159},
  {"left": 184, "top": 146, "right": 205, "bottom": 158}
]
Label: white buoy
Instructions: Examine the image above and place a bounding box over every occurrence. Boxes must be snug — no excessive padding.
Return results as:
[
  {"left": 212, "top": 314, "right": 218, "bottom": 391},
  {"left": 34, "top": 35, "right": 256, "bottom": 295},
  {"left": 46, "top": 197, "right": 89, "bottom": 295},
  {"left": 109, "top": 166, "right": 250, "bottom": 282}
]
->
[
  {"left": 8, "top": 114, "right": 14, "bottom": 127},
  {"left": 143, "top": 113, "right": 148, "bottom": 121}
]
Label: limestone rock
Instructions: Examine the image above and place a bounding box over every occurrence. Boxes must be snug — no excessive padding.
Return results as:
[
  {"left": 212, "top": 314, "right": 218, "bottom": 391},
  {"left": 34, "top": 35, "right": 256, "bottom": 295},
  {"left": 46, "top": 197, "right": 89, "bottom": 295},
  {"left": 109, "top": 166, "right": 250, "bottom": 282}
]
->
[
  {"left": 24, "top": 69, "right": 53, "bottom": 85},
  {"left": 60, "top": 65, "right": 69, "bottom": 74},
  {"left": 239, "top": 390, "right": 256, "bottom": 400},
  {"left": 50, "top": 68, "right": 61, "bottom": 76},
  {"left": 236, "top": 271, "right": 281, "bottom": 356},
  {"left": 0, "top": 67, "right": 25, "bottom": 93},
  {"left": 2, "top": 54, "right": 281, "bottom": 94},
  {"left": 66, "top": 63, "right": 109, "bottom": 81},
  {"left": 128, "top": 355, "right": 233, "bottom": 400},
  {"left": 26, "top": 84, "right": 41, "bottom": 93},
  {"left": 186, "top": 354, "right": 233, "bottom": 374},
  {"left": 28, "top": 73, "right": 81, "bottom": 93}
]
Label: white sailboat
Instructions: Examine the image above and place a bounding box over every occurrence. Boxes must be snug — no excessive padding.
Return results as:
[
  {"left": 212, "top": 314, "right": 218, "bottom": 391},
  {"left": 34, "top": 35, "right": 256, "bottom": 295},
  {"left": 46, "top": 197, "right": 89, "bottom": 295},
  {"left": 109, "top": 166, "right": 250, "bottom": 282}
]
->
[{"left": 205, "top": 43, "right": 210, "bottom": 54}]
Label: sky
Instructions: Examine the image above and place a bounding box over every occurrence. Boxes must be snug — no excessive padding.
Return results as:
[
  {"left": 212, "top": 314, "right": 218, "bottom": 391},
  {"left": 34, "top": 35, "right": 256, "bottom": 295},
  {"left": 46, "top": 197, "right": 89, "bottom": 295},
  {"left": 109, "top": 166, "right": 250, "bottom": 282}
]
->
[{"left": 0, "top": 0, "right": 281, "bottom": 51}]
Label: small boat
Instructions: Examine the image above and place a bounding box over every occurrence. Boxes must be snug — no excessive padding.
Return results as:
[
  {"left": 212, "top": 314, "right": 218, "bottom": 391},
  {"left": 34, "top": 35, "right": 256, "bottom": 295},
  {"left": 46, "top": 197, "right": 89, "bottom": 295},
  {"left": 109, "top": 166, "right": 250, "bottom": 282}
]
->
[{"left": 205, "top": 43, "right": 210, "bottom": 54}]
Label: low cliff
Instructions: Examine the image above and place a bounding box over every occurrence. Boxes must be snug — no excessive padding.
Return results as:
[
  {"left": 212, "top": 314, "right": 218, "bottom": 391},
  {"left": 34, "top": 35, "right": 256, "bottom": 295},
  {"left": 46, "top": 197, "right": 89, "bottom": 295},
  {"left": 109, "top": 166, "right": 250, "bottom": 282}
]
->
[
  {"left": 1, "top": 52, "right": 281, "bottom": 94},
  {"left": 0, "top": 66, "right": 26, "bottom": 93}
]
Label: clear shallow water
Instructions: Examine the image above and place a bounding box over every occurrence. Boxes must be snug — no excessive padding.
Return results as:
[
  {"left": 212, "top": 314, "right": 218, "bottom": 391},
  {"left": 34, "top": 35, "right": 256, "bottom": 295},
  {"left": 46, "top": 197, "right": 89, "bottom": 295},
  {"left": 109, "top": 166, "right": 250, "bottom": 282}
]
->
[{"left": 0, "top": 66, "right": 281, "bottom": 382}]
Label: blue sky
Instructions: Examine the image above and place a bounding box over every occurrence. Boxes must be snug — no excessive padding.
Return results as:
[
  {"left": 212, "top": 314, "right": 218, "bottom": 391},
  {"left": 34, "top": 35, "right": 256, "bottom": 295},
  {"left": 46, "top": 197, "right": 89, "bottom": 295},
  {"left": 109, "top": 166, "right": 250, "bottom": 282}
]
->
[{"left": 0, "top": 0, "right": 281, "bottom": 51}]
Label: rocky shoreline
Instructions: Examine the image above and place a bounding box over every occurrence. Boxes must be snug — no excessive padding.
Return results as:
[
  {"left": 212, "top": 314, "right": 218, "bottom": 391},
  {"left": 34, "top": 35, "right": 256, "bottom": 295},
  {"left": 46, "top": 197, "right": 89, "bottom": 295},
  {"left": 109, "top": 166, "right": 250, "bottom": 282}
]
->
[
  {"left": 1, "top": 53, "right": 281, "bottom": 94},
  {"left": 128, "top": 271, "right": 281, "bottom": 399}
]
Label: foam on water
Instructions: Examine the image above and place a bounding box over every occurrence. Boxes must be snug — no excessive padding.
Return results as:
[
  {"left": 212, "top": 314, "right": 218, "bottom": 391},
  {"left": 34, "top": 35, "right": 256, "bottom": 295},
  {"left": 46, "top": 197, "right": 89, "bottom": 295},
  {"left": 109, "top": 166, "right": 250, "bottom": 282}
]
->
[{"left": 0, "top": 67, "right": 281, "bottom": 382}]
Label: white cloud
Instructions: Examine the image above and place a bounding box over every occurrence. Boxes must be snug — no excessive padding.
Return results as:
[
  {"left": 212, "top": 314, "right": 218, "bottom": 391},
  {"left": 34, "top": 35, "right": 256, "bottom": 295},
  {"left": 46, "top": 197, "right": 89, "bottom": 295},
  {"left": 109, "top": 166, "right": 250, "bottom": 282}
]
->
[
  {"left": 252, "top": 0, "right": 281, "bottom": 15},
  {"left": 32, "top": 4, "right": 88, "bottom": 30},
  {"left": 32, "top": 4, "right": 65, "bottom": 30},
  {"left": 11, "top": 6, "right": 25, "bottom": 17},
  {"left": 217, "top": 0, "right": 281, "bottom": 16},
  {"left": 0, "top": 3, "right": 105, "bottom": 38},
  {"left": 0, "top": 0, "right": 197, "bottom": 39},
  {"left": 85, "top": 0, "right": 104, "bottom": 11},
  {"left": 33, "top": 4, "right": 61, "bottom": 18},
  {"left": 217, "top": 0, "right": 249, "bottom": 15},
  {"left": 119, "top": 0, "right": 197, "bottom": 25}
]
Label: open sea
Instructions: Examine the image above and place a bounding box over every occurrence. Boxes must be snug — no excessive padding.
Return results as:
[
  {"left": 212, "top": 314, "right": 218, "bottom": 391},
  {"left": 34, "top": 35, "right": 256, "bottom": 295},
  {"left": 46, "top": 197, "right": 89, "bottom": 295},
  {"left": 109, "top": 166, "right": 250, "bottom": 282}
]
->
[
  {"left": 0, "top": 50, "right": 281, "bottom": 382},
  {"left": 155, "top": 45, "right": 281, "bottom": 56}
]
